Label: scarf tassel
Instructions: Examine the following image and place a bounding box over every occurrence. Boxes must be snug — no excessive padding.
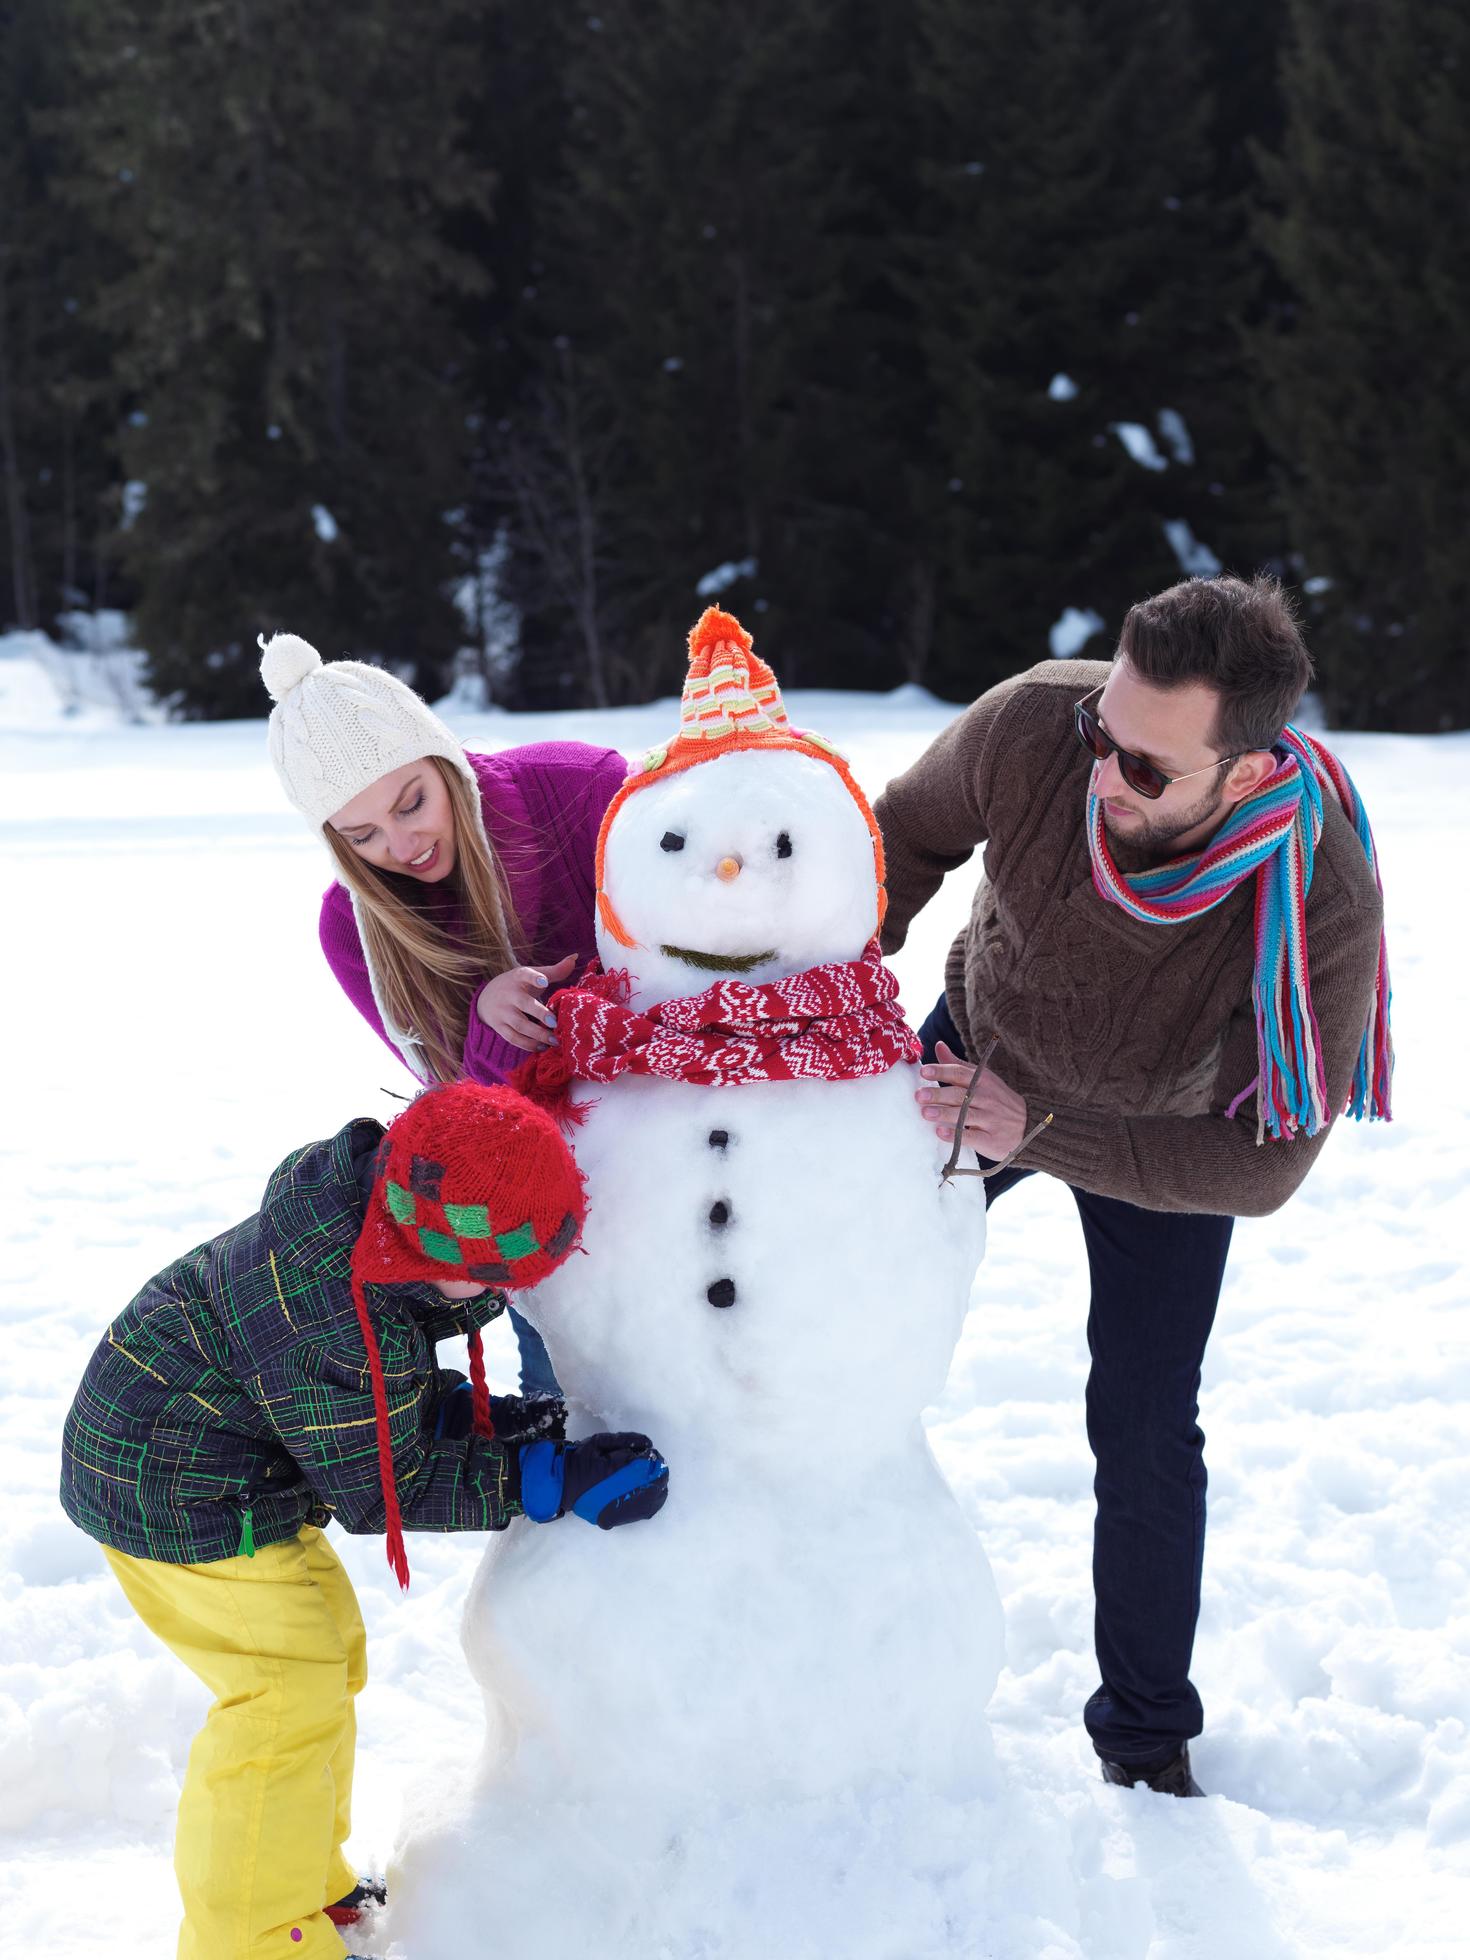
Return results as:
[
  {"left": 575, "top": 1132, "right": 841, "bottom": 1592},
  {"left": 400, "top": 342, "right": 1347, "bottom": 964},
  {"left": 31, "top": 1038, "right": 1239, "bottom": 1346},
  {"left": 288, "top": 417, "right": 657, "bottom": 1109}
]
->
[
  {"left": 1349, "top": 937, "right": 1394, "bottom": 1124},
  {"left": 510, "top": 1046, "right": 592, "bottom": 1136}
]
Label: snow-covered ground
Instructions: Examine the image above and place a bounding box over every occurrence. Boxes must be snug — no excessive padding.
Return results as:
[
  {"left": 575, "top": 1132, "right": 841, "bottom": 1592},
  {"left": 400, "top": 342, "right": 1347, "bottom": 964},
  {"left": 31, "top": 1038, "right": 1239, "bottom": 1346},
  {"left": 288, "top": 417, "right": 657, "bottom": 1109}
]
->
[{"left": 2, "top": 636, "right": 1466, "bottom": 1956}]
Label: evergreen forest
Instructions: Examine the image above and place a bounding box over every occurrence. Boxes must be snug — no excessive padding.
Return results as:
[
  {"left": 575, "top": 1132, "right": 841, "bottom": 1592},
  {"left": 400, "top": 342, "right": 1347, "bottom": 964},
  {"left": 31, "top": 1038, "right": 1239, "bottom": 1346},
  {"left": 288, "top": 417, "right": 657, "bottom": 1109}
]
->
[{"left": 1, "top": 0, "right": 1465, "bottom": 729}]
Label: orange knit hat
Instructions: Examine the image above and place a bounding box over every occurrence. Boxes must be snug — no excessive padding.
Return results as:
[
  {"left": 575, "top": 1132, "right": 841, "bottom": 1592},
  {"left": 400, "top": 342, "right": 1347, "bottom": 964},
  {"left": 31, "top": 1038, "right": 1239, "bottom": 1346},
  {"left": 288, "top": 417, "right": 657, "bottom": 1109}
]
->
[{"left": 594, "top": 608, "right": 887, "bottom": 949}]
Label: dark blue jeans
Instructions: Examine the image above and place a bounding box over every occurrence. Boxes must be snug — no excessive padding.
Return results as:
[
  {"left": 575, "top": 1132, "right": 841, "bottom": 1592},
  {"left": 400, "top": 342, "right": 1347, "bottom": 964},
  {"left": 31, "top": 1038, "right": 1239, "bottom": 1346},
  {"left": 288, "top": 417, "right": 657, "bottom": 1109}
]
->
[{"left": 918, "top": 993, "right": 1233, "bottom": 1766}]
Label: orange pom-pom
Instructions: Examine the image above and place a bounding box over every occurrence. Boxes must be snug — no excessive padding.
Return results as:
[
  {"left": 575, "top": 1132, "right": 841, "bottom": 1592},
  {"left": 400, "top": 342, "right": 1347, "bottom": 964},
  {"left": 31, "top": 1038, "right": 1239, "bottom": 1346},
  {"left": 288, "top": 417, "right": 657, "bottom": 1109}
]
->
[{"left": 687, "top": 606, "right": 755, "bottom": 672}]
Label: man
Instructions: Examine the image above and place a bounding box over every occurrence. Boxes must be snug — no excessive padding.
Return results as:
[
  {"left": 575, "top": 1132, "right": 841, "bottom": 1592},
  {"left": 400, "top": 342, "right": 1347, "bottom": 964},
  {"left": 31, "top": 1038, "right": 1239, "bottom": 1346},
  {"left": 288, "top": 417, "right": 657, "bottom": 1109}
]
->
[{"left": 875, "top": 574, "right": 1390, "bottom": 1797}]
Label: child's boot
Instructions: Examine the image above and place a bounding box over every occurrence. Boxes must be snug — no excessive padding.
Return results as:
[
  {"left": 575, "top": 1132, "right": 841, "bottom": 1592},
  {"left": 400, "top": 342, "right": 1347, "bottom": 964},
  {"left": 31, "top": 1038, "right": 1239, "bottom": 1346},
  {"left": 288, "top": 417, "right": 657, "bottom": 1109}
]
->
[{"left": 325, "top": 1878, "right": 387, "bottom": 1927}]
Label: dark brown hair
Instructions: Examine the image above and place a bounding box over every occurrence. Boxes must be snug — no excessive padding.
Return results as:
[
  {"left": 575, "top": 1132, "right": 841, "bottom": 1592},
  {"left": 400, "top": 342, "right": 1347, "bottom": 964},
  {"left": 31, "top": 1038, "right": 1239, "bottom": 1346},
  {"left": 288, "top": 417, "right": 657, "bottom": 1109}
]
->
[{"left": 1118, "top": 574, "right": 1313, "bottom": 755}]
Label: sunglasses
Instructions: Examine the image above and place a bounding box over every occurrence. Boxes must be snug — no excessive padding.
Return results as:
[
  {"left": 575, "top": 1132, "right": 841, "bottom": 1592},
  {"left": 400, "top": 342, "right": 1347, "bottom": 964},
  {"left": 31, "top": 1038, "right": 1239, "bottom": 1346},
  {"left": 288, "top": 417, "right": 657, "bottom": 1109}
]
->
[{"left": 1073, "top": 686, "right": 1245, "bottom": 801}]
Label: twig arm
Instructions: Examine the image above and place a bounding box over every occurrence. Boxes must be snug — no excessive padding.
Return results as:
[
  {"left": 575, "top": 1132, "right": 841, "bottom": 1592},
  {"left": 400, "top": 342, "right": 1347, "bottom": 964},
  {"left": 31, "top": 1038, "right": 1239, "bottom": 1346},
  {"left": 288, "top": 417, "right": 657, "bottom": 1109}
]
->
[
  {"left": 935, "top": 1034, "right": 1053, "bottom": 1183},
  {"left": 938, "top": 1036, "right": 998, "bottom": 1182}
]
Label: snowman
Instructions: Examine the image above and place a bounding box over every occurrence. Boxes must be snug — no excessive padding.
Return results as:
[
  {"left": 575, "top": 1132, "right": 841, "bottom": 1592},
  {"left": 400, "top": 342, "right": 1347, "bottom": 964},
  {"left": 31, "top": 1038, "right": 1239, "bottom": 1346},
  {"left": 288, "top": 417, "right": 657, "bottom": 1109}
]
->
[{"left": 389, "top": 610, "right": 1001, "bottom": 1959}]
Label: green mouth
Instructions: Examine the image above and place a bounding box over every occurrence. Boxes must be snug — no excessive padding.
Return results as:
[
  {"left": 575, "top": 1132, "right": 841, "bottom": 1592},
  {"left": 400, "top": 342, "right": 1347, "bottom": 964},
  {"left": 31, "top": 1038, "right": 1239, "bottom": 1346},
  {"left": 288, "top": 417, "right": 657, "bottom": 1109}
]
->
[{"left": 661, "top": 944, "right": 778, "bottom": 974}]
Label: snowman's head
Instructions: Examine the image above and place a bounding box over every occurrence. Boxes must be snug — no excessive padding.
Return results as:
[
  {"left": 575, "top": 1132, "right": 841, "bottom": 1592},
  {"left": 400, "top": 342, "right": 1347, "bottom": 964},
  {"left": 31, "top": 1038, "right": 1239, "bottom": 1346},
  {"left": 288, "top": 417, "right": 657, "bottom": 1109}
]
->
[
  {"left": 594, "top": 609, "right": 887, "bottom": 1007},
  {"left": 597, "top": 749, "right": 880, "bottom": 1005}
]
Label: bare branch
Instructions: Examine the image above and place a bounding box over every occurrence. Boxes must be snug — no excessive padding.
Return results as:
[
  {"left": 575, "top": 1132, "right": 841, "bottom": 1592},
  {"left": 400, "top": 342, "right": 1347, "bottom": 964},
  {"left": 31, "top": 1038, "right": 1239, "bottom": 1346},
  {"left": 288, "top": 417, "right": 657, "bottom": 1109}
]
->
[{"left": 938, "top": 1035, "right": 1054, "bottom": 1186}]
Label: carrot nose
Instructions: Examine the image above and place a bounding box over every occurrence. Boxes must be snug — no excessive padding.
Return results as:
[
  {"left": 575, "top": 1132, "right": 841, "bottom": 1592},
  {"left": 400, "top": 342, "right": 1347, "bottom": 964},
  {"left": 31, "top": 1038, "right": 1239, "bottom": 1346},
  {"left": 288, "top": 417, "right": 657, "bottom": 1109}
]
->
[{"left": 716, "top": 855, "right": 742, "bottom": 883}]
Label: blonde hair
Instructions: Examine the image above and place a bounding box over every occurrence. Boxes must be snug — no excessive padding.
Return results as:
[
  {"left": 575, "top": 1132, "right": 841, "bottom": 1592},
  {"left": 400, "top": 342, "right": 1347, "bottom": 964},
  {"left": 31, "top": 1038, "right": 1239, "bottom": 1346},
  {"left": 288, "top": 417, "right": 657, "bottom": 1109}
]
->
[{"left": 324, "top": 756, "right": 523, "bottom": 1084}]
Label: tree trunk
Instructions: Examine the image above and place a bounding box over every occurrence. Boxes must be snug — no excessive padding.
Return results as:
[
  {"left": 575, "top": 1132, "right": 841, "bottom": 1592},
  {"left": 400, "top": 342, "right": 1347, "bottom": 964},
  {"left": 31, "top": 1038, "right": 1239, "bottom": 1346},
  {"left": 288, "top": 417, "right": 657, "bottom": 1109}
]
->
[
  {"left": 730, "top": 246, "right": 758, "bottom": 564},
  {"left": 559, "top": 348, "right": 610, "bottom": 709},
  {"left": 61, "top": 392, "right": 77, "bottom": 604},
  {"left": 902, "top": 558, "right": 935, "bottom": 688},
  {"left": 0, "top": 250, "right": 36, "bottom": 628}
]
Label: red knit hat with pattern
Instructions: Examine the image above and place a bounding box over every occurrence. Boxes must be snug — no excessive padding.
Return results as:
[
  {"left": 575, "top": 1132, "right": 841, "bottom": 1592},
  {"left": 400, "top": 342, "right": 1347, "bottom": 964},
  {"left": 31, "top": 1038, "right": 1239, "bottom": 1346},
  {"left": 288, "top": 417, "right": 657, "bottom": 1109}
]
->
[{"left": 349, "top": 1081, "right": 587, "bottom": 1587}]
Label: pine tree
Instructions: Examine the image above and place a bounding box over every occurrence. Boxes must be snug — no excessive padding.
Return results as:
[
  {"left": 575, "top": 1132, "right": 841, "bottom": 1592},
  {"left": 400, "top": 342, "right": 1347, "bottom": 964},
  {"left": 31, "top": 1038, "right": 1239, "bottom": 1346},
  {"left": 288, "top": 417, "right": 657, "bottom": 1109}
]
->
[
  {"left": 909, "top": 0, "right": 1236, "bottom": 698},
  {"left": 444, "top": 0, "right": 577, "bottom": 705},
  {"left": 0, "top": 0, "right": 122, "bottom": 630},
  {"left": 1257, "top": 0, "right": 1470, "bottom": 730},
  {"left": 509, "top": 0, "right": 865, "bottom": 701},
  {"left": 791, "top": 0, "right": 941, "bottom": 692},
  {"left": 56, "top": 0, "right": 494, "bottom": 717},
  {"left": 1183, "top": 0, "right": 1289, "bottom": 582}
]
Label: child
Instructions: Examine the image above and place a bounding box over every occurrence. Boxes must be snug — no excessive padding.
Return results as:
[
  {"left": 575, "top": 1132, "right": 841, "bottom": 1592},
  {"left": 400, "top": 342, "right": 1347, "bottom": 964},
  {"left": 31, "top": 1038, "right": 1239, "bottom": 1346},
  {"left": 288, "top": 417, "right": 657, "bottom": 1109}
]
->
[{"left": 60, "top": 1082, "right": 668, "bottom": 1959}]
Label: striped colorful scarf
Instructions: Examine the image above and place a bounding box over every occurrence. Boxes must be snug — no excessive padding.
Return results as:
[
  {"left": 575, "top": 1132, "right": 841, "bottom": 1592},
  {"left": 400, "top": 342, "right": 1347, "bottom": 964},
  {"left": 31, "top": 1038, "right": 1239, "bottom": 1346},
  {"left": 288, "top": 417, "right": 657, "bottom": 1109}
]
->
[{"left": 1086, "top": 727, "right": 1393, "bottom": 1142}]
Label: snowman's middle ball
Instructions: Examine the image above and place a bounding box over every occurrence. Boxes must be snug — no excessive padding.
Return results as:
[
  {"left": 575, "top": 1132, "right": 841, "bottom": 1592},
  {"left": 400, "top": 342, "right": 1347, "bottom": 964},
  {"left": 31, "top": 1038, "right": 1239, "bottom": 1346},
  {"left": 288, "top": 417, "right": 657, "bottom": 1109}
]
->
[{"left": 599, "top": 750, "right": 879, "bottom": 1006}]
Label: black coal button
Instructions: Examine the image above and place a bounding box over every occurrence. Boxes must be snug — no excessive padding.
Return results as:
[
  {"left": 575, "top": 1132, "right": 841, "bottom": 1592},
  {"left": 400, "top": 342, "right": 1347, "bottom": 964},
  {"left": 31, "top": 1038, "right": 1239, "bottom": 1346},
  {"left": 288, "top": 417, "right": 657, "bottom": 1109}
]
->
[
  {"left": 709, "top": 1200, "right": 730, "bottom": 1227},
  {"left": 707, "top": 1277, "right": 736, "bottom": 1309},
  {"left": 708, "top": 1129, "right": 729, "bottom": 1150}
]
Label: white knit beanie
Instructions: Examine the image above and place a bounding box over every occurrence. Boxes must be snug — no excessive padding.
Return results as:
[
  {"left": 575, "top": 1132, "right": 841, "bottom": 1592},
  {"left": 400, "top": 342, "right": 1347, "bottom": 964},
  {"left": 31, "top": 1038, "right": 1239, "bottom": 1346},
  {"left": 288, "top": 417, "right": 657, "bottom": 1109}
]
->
[{"left": 259, "top": 632, "right": 477, "bottom": 828}]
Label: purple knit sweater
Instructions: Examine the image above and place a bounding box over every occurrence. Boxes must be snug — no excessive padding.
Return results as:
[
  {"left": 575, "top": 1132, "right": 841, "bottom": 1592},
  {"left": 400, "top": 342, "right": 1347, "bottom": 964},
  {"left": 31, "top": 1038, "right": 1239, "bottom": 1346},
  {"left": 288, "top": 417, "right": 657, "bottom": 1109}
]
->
[{"left": 319, "top": 741, "right": 628, "bottom": 1084}]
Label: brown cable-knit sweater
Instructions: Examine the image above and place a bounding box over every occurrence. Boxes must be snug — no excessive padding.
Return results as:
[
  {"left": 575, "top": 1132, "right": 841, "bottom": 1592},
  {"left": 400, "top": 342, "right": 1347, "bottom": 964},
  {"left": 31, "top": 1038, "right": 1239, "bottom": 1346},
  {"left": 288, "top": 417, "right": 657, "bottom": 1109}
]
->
[{"left": 875, "top": 660, "right": 1385, "bottom": 1217}]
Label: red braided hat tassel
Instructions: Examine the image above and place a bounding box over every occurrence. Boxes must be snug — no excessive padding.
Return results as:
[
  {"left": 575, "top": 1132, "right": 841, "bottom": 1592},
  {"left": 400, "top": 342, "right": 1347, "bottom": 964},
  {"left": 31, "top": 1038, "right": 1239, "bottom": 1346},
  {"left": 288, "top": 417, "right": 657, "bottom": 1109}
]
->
[
  {"left": 467, "top": 1327, "right": 496, "bottom": 1441},
  {"left": 350, "top": 1272, "right": 411, "bottom": 1591}
]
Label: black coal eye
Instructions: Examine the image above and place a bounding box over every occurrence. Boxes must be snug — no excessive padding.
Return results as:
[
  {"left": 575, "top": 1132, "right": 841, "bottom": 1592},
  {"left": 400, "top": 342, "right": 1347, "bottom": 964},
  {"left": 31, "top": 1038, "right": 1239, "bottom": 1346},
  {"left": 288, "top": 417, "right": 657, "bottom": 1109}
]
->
[
  {"left": 660, "top": 831, "right": 685, "bottom": 853},
  {"left": 775, "top": 832, "right": 793, "bottom": 859}
]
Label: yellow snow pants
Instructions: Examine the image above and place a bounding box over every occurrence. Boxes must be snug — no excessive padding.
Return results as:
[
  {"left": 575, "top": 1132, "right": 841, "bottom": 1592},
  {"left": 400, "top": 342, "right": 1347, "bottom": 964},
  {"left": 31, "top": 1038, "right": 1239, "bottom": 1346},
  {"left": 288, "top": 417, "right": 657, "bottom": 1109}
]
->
[{"left": 104, "top": 1524, "right": 367, "bottom": 1960}]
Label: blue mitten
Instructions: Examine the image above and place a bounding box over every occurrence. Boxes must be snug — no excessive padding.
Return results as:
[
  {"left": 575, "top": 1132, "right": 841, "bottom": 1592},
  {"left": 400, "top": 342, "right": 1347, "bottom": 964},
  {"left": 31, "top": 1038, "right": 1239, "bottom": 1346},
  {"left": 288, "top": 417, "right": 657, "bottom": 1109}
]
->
[{"left": 519, "top": 1434, "right": 669, "bottom": 1529}]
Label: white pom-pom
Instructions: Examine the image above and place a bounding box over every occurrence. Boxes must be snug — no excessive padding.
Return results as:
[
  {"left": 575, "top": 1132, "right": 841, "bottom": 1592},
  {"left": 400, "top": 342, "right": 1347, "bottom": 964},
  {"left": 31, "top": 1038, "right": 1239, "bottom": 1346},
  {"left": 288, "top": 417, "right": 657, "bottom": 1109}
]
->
[{"left": 258, "top": 631, "right": 322, "bottom": 703}]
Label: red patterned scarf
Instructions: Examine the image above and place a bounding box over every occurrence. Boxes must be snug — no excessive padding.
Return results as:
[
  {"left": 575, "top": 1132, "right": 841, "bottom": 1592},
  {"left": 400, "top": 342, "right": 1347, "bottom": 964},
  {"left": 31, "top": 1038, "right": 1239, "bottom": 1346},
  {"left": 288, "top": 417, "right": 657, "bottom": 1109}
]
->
[{"left": 512, "top": 939, "right": 919, "bottom": 1125}]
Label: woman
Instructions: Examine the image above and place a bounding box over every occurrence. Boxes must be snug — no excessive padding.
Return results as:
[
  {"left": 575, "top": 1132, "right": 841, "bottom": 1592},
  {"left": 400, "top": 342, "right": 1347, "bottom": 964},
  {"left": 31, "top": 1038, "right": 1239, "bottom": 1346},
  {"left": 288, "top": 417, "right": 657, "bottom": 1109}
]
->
[{"left": 260, "top": 630, "right": 628, "bottom": 1396}]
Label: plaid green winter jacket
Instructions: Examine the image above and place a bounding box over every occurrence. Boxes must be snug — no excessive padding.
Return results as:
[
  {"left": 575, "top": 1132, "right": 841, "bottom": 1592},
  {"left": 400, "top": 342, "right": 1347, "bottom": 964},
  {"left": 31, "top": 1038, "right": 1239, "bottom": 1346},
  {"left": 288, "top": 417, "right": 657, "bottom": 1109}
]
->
[{"left": 60, "top": 1118, "right": 522, "bottom": 1563}]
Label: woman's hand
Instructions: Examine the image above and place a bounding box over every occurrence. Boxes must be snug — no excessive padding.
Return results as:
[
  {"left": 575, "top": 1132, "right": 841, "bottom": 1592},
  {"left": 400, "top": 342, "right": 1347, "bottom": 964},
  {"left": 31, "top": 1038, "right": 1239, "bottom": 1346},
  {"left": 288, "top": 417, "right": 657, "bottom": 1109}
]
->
[{"left": 475, "top": 953, "right": 577, "bottom": 1051}]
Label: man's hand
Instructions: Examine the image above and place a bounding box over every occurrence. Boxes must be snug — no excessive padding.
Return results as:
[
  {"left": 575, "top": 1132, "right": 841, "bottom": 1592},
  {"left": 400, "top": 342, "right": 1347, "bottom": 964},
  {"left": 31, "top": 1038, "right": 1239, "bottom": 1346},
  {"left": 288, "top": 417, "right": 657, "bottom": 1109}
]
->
[
  {"left": 475, "top": 953, "right": 577, "bottom": 1050},
  {"left": 917, "top": 1039, "right": 1029, "bottom": 1160}
]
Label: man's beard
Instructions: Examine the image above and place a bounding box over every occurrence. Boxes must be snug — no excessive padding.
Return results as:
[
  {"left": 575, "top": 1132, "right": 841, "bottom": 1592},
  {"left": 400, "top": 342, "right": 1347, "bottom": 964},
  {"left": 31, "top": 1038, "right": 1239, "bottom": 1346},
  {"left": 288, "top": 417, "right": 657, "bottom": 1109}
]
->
[{"left": 1101, "top": 766, "right": 1230, "bottom": 867}]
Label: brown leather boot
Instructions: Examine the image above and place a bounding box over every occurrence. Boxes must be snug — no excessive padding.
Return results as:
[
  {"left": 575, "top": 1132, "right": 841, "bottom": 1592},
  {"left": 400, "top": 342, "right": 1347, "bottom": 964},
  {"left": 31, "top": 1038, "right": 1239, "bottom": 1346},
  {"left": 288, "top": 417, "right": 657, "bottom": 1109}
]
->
[{"left": 1099, "top": 1744, "right": 1205, "bottom": 1797}]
